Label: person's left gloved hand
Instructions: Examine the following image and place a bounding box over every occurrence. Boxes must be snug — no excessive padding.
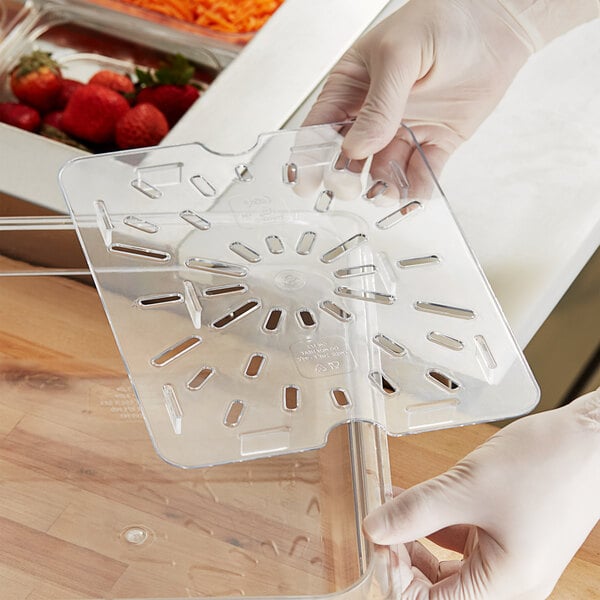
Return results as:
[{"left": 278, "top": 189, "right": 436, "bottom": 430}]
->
[{"left": 363, "top": 389, "right": 600, "bottom": 599}]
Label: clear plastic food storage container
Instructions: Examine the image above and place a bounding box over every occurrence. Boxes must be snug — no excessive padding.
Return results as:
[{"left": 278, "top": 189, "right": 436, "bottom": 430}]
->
[
  {"left": 0, "top": 0, "right": 240, "bottom": 70},
  {"left": 66, "top": 0, "right": 280, "bottom": 48},
  {"left": 0, "top": 0, "right": 219, "bottom": 155},
  {"left": 0, "top": 264, "right": 398, "bottom": 599}
]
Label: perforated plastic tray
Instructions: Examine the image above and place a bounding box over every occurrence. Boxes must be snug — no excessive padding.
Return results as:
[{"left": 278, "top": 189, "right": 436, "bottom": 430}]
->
[{"left": 59, "top": 123, "right": 539, "bottom": 468}]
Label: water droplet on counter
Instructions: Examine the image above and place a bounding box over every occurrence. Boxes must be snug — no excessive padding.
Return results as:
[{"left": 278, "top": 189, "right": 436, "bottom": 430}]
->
[
  {"left": 188, "top": 564, "right": 245, "bottom": 578},
  {"left": 184, "top": 518, "right": 213, "bottom": 536},
  {"left": 289, "top": 535, "right": 310, "bottom": 557},
  {"left": 120, "top": 525, "right": 153, "bottom": 546},
  {"left": 306, "top": 496, "right": 321, "bottom": 516},
  {"left": 229, "top": 547, "right": 259, "bottom": 566},
  {"left": 261, "top": 540, "right": 280, "bottom": 556}
]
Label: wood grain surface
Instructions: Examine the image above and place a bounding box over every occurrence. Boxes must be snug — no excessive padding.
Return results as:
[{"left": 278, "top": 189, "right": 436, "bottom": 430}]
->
[{"left": 0, "top": 255, "right": 597, "bottom": 599}]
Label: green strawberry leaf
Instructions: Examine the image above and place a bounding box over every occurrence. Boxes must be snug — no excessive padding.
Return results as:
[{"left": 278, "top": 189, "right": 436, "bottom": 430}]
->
[
  {"left": 15, "top": 50, "right": 61, "bottom": 77},
  {"left": 135, "top": 67, "right": 156, "bottom": 87},
  {"left": 135, "top": 54, "right": 195, "bottom": 88}
]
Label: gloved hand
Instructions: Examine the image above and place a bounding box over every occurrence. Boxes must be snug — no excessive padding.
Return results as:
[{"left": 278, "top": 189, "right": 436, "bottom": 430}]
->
[
  {"left": 304, "top": 0, "right": 599, "bottom": 197},
  {"left": 363, "top": 388, "right": 600, "bottom": 599}
]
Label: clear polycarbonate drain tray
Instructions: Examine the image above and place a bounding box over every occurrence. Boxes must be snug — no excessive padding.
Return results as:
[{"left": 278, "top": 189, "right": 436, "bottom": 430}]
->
[{"left": 59, "top": 123, "right": 539, "bottom": 468}]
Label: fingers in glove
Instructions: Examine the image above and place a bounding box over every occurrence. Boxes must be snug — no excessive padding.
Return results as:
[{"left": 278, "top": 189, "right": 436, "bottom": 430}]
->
[
  {"left": 401, "top": 540, "right": 487, "bottom": 599},
  {"left": 363, "top": 470, "right": 475, "bottom": 545},
  {"left": 288, "top": 122, "right": 348, "bottom": 199},
  {"left": 342, "top": 39, "right": 422, "bottom": 160},
  {"left": 366, "top": 125, "right": 457, "bottom": 203},
  {"left": 427, "top": 531, "right": 506, "bottom": 600},
  {"left": 302, "top": 50, "right": 370, "bottom": 127},
  {"left": 323, "top": 153, "right": 366, "bottom": 201},
  {"left": 367, "top": 133, "right": 414, "bottom": 205}
]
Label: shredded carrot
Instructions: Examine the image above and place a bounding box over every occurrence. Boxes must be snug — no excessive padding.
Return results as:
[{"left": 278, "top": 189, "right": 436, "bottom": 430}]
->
[
  {"left": 194, "top": 0, "right": 284, "bottom": 33},
  {"left": 119, "top": 0, "right": 196, "bottom": 21},
  {"left": 118, "top": 0, "right": 284, "bottom": 34}
]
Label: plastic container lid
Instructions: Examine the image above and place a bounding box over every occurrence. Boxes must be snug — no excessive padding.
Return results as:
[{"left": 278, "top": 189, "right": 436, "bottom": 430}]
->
[{"left": 59, "top": 122, "right": 540, "bottom": 468}]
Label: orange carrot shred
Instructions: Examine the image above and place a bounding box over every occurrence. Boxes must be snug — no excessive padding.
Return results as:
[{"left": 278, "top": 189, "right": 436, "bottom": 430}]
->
[{"left": 117, "top": 0, "right": 285, "bottom": 34}]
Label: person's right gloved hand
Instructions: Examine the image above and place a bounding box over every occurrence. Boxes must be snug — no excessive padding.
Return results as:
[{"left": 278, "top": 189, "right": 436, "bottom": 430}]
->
[
  {"left": 363, "top": 389, "right": 600, "bottom": 599},
  {"left": 304, "top": 0, "right": 599, "bottom": 196}
]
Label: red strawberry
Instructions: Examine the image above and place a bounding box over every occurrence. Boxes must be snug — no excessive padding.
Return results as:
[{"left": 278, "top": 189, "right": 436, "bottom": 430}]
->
[
  {"left": 89, "top": 70, "right": 135, "bottom": 96},
  {"left": 62, "top": 84, "right": 130, "bottom": 144},
  {"left": 136, "top": 84, "right": 198, "bottom": 127},
  {"left": 10, "top": 51, "right": 62, "bottom": 113},
  {"left": 0, "top": 102, "right": 41, "bottom": 132},
  {"left": 115, "top": 103, "right": 169, "bottom": 149},
  {"left": 135, "top": 54, "right": 200, "bottom": 127},
  {"left": 43, "top": 110, "right": 64, "bottom": 130},
  {"left": 55, "top": 78, "right": 83, "bottom": 110}
]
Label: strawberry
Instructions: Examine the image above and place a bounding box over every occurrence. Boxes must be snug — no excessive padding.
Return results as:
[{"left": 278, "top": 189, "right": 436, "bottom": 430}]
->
[
  {"left": 55, "top": 78, "right": 84, "bottom": 110},
  {"left": 0, "top": 102, "right": 41, "bottom": 132},
  {"left": 43, "top": 110, "right": 64, "bottom": 131},
  {"left": 62, "top": 83, "right": 130, "bottom": 144},
  {"left": 89, "top": 70, "right": 135, "bottom": 96},
  {"left": 10, "top": 51, "right": 62, "bottom": 113},
  {"left": 135, "top": 54, "right": 200, "bottom": 127},
  {"left": 115, "top": 103, "right": 169, "bottom": 149},
  {"left": 136, "top": 84, "right": 198, "bottom": 127}
]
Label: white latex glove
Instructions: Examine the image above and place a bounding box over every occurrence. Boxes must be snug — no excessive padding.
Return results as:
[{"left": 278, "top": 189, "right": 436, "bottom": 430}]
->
[
  {"left": 363, "top": 389, "right": 600, "bottom": 599},
  {"left": 304, "top": 0, "right": 599, "bottom": 196}
]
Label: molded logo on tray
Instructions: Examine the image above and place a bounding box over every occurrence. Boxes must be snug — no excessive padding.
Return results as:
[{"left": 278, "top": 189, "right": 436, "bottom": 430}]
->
[
  {"left": 291, "top": 337, "right": 355, "bottom": 379},
  {"left": 274, "top": 270, "right": 306, "bottom": 291},
  {"left": 229, "top": 194, "right": 289, "bottom": 227}
]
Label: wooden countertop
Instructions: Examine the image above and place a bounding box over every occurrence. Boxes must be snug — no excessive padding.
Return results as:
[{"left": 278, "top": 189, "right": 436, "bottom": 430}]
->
[{"left": 0, "top": 256, "right": 597, "bottom": 599}]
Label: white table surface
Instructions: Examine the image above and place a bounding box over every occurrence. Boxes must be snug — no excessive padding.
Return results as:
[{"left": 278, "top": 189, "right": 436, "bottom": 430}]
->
[{"left": 439, "top": 19, "right": 600, "bottom": 347}]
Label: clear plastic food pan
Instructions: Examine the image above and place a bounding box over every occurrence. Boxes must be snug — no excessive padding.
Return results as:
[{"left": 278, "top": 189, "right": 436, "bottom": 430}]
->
[
  {"left": 0, "top": 258, "right": 398, "bottom": 599},
  {"left": 0, "top": 0, "right": 237, "bottom": 72},
  {"left": 0, "top": 0, "right": 220, "bottom": 160}
]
